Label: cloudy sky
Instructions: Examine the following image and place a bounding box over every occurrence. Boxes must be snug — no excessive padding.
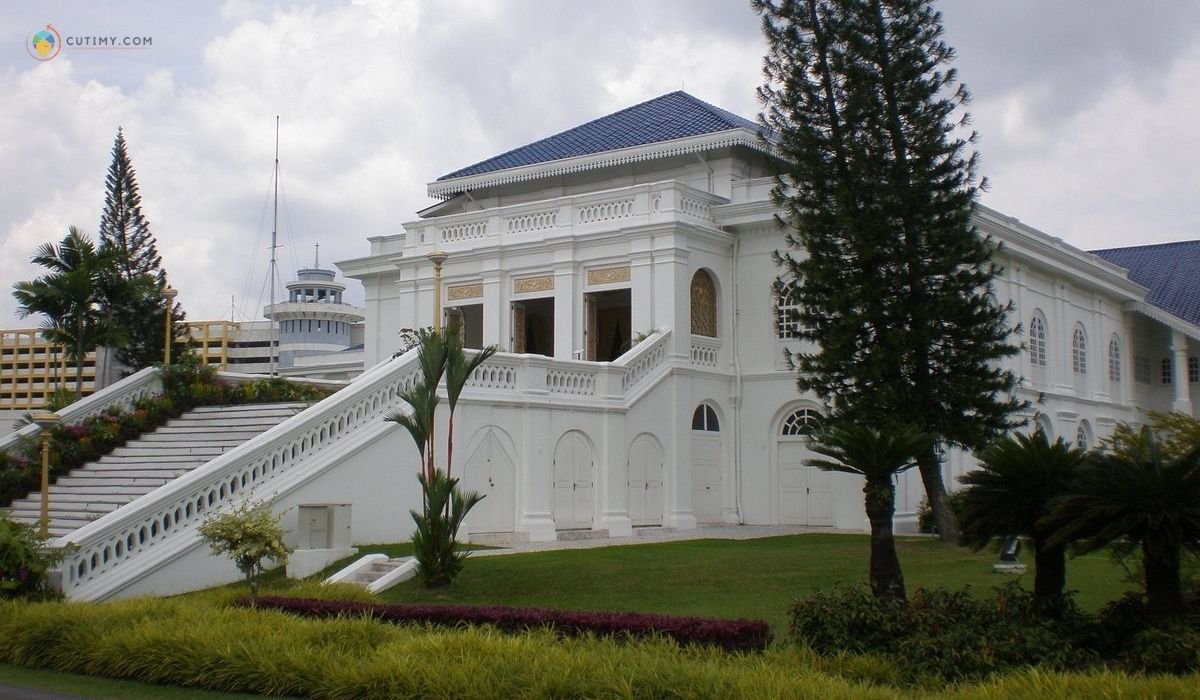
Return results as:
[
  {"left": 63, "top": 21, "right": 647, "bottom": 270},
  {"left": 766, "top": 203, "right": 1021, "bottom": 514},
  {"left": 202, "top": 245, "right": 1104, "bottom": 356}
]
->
[{"left": 2, "top": 1, "right": 1198, "bottom": 324}]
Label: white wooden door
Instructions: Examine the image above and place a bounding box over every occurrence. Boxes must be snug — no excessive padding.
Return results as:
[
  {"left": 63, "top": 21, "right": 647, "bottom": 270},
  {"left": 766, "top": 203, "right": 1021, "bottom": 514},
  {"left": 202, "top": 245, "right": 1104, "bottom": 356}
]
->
[
  {"left": 691, "top": 434, "right": 722, "bottom": 523},
  {"left": 462, "top": 431, "right": 516, "bottom": 534},
  {"left": 778, "top": 441, "right": 834, "bottom": 526},
  {"left": 627, "top": 435, "right": 664, "bottom": 526},
  {"left": 553, "top": 432, "right": 594, "bottom": 529}
]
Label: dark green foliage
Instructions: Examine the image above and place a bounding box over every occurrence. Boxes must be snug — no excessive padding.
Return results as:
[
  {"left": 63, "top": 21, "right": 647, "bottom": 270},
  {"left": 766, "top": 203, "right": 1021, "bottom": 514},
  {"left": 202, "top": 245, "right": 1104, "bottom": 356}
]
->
[
  {"left": 1046, "top": 427, "right": 1200, "bottom": 616},
  {"left": 0, "top": 516, "right": 67, "bottom": 600},
  {"left": 958, "top": 430, "right": 1085, "bottom": 617},
  {"left": 755, "top": 0, "right": 1026, "bottom": 541},
  {"left": 805, "top": 423, "right": 930, "bottom": 600},
  {"left": 160, "top": 353, "right": 330, "bottom": 412},
  {"left": 790, "top": 583, "right": 1098, "bottom": 681},
  {"left": 98, "top": 128, "right": 188, "bottom": 371},
  {"left": 410, "top": 468, "right": 483, "bottom": 587}
]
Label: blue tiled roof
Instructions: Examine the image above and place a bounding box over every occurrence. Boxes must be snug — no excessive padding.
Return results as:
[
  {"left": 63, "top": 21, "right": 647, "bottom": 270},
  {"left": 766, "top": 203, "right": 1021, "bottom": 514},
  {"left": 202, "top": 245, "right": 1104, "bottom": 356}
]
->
[
  {"left": 437, "top": 91, "right": 763, "bottom": 182},
  {"left": 1091, "top": 241, "right": 1200, "bottom": 326}
]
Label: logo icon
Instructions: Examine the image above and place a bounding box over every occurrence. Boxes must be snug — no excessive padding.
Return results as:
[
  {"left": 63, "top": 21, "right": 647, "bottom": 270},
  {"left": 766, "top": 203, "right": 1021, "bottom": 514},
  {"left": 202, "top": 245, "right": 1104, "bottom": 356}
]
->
[{"left": 28, "top": 24, "right": 62, "bottom": 61}]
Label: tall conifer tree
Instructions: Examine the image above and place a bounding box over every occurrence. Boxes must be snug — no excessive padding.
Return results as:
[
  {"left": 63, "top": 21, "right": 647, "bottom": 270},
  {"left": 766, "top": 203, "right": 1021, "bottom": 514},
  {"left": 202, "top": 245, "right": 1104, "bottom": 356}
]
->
[
  {"left": 755, "top": 0, "right": 1026, "bottom": 540},
  {"left": 98, "top": 128, "right": 186, "bottom": 369}
]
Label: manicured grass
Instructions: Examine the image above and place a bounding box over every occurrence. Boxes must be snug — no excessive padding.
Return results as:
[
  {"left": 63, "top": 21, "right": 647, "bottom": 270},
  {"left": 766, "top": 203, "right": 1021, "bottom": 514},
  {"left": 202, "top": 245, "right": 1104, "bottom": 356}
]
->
[
  {"left": 0, "top": 663, "right": 275, "bottom": 699},
  {"left": 376, "top": 534, "right": 1134, "bottom": 633}
]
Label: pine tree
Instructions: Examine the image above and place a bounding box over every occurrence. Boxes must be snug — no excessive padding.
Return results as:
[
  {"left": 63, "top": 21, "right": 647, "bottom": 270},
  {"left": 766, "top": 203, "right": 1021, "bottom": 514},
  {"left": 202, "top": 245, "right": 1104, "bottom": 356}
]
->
[
  {"left": 755, "top": 0, "right": 1026, "bottom": 540},
  {"left": 98, "top": 128, "right": 187, "bottom": 369}
]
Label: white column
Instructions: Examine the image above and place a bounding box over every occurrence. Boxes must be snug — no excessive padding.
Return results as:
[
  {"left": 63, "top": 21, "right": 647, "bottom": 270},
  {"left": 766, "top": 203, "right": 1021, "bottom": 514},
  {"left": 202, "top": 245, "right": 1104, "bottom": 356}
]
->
[
  {"left": 1171, "top": 330, "right": 1193, "bottom": 415},
  {"left": 553, "top": 266, "right": 575, "bottom": 360},
  {"left": 481, "top": 272, "right": 504, "bottom": 350},
  {"left": 519, "top": 404, "right": 556, "bottom": 541}
]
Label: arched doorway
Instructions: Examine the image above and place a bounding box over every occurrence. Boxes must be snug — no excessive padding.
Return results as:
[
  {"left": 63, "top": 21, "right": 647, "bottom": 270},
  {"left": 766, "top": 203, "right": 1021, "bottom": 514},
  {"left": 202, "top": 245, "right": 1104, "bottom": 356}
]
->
[
  {"left": 627, "top": 433, "right": 664, "bottom": 527},
  {"left": 552, "top": 431, "right": 595, "bottom": 529},
  {"left": 691, "top": 403, "right": 723, "bottom": 523},
  {"left": 776, "top": 407, "right": 833, "bottom": 526},
  {"left": 461, "top": 428, "right": 516, "bottom": 534}
]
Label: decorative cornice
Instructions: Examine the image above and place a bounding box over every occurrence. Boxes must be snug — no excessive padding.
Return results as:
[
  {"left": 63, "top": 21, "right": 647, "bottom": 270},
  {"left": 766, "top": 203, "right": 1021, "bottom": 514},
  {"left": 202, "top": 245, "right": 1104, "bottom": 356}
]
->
[{"left": 428, "top": 128, "right": 773, "bottom": 200}]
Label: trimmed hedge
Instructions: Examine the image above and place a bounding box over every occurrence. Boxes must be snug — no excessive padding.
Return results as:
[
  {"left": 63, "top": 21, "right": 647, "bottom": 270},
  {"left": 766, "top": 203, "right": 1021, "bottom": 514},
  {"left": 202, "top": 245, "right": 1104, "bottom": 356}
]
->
[
  {"left": 790, "top": 583, "right": 1200, "bottom": 680},
  {"left": 242, "top": 595, "right": 772, "bottom": 652}
]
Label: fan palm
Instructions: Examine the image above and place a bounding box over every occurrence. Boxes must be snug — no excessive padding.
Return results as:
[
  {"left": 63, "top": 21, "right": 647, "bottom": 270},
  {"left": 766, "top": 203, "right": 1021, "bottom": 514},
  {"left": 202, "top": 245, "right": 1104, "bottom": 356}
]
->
[
  {"left": 12, "top": 227, "right": 126, "bottom": 398},
  {"left": 806, "top": 422, "right": 931, "bottom": 601},
  {"left": 957, "top": 430, "right": 1085, "bottom": 617},
  {"left": 1045, "top": 427, "right": 1200, "bottom": 616}
]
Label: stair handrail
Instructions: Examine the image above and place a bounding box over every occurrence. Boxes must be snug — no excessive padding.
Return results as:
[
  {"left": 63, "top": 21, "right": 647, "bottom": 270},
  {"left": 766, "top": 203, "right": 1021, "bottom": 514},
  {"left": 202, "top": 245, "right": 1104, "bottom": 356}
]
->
[
  {"left": 55, "top": 332, "right": 678, "bottom": 599},
  {"left": 0, "top": 367, "right": 162, "bottom": 456},
  {"left": 55, "top": 349, "right": 423, "bottom": 596}
]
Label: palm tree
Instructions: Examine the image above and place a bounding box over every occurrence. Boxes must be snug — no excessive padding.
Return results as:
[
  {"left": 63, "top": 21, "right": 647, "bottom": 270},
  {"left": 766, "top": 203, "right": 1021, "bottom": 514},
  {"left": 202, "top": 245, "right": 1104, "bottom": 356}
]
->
[
  {"left": 957, "top": 430, "right": 1085, "bottom": 617},
  {"left": 443, "top": 325, "right": 497, "bottom": 479},
  {"left": 1045, "top": 427, "right": 1200, "bottom": 616},
  {"left": 12, "top": 227, "right": 126, "bottom": 398},
  {"left": 383, "top": 327, "right": 489, "bottom": 587},
  {"left": 806, "top": 422, "right": 931, "bottom": 601}
]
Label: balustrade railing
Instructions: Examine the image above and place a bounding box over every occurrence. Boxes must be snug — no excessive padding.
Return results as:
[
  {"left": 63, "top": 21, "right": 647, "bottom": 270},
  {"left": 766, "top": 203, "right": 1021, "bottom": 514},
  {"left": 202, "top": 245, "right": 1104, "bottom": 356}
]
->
[
  {"left": 0, "top": 367, "right": 161, "bottom": 457},
  {"left": 690, "top": 336, "right": 721, "bottom": 368},
  {"left": 54, "top": 329, "right": 677, "bottom": 600},
  {"left": 58, "top": 351, "right": 424, "bottom": 597}
]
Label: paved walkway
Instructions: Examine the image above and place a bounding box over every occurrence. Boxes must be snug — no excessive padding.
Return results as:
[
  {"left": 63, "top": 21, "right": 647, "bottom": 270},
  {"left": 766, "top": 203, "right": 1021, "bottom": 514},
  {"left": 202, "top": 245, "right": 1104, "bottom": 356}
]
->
[{"left": 469, "top": 523, "right": 867, "bottom": 557}]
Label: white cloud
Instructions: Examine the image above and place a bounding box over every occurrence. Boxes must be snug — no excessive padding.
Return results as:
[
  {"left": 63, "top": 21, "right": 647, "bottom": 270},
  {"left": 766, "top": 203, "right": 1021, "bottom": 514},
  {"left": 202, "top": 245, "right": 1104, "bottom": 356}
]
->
[{"left": 1, "top": 0, "right": 1198, "bottom": 331}]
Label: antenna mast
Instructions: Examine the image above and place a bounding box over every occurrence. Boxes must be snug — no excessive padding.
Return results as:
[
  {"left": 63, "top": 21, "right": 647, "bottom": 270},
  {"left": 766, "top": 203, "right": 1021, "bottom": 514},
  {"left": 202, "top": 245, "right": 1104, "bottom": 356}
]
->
[{"left": 268, "top": 115, "right": 280, "bottom": 376}]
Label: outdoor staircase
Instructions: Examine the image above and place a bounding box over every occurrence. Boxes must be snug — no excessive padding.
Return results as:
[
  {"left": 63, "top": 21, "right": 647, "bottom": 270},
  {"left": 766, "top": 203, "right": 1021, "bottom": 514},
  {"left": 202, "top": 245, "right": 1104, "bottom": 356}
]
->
[
  {"left": 6, "top": 403, "right": 307, "bottom": 538},
  {"left": 326, "top": 554, "right": 417, "bottom": 593}
]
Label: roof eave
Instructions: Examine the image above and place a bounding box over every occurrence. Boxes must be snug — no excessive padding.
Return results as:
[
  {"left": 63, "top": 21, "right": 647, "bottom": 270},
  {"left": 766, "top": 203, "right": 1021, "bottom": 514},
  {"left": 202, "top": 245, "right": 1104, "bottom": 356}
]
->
[{"left": 427, "top": 128, "right": 775, "bottom": 200}]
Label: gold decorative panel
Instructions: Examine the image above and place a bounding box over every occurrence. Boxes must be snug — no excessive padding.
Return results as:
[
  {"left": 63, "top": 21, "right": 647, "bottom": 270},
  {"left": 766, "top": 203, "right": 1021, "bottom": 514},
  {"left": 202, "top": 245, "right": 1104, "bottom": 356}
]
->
[
  {"left": 448, "top": 283, "right": 483, "bottom": 301},
  {"left": 690, "top": 269, "right": 717, "bottom": 337},
  {"left": 514, "top": 275, "right": 554, "bottom": 294},
  {"left": 587, "top": 266, "right": 631, "bottom": 286}
]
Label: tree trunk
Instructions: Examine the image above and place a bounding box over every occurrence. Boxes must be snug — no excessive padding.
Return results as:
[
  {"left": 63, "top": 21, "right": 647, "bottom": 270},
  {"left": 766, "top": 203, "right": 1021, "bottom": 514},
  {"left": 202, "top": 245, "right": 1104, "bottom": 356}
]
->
[
  {"left": 1143, "top": 542, "right": 1184, "bottom": 617},
  {"left": 917, "top": 447, "right": 959, "bottom": 542},
  {"left": 1032, "top": 540, "right": 1067, "bottom": 618},
  {"left": 865, "top": 478, "right": 906, "bottom": 602}
]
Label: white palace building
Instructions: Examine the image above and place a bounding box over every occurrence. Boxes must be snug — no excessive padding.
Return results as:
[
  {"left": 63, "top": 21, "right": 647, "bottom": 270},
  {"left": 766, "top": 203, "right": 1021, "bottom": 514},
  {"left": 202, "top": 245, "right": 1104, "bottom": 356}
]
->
[{"left": 15, "top": 92, "right": 1199, "bottom": 599}]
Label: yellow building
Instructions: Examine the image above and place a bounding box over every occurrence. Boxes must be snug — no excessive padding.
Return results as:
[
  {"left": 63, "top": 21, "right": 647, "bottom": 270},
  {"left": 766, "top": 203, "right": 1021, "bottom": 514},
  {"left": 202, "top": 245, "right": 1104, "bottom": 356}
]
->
[{"left": 0, "top": 329, "right": 97, "bottom": 410}]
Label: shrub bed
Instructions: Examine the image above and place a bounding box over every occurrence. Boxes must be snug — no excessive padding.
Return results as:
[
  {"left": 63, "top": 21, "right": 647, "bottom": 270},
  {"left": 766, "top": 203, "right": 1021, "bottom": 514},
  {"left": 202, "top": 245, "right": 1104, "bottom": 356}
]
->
[
  {"left": 0, "top": 597, "right": 1196, "bottom": 698},
  {"left": 242, "top": 595, "right": 772, "bottom": 652},
  {"left": 0, "top": 361, "right": 333, "bottom": 508},
  {"left": 790, "top": 583, "right": 1200, "bottom": 680}
]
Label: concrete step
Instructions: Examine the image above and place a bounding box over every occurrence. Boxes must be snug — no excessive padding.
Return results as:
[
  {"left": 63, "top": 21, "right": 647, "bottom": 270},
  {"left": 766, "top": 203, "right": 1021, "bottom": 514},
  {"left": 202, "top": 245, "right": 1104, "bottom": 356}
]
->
[
  {"left": 556, "top": 529, "right": 610, "bottom": 541},
  {"left": 10, "top": 402, "right": 307, "bottom": 537},
  {"left": 54, "top": 475, "right": 175, "bottom": 488}
]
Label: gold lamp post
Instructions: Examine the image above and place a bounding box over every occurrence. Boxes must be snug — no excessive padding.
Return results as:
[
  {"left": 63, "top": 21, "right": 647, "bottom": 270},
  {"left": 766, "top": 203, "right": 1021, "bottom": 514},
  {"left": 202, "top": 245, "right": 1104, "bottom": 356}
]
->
[
  {"left": 162, "top": 286, "right": 178, "bottom": 365},
  {"left": 426, "top": 250, "right": 448, "bottom": 332},
  {"left": 31, "top": 411, "right": 60, "bottom": 538}
]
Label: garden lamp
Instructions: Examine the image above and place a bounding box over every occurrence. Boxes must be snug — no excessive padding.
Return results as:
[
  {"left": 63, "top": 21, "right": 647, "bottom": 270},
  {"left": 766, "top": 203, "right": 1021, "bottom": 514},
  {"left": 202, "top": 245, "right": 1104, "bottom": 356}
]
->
[{"left": 31, "top": 410, "right": 60, "bottom": 537}]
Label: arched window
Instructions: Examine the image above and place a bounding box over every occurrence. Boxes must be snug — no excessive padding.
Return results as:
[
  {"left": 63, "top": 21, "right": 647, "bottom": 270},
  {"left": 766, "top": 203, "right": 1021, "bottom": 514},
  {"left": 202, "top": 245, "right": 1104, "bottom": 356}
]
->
[
  {"left": 1029, "top": 312, "right": 1047, "bottom": 367},
  {"left": 1072, "top": 324, "right": 1087, "bottom": 375},
  {"left": 781, "top": 408, "right": 821, "bottom": 436},
  {"left": 691, "top": 404, "right": 719, "bottom": 432},
  {"left": 690, "top": 270, "right": 717, "bottom": 337},
  {"left": 776, "top": 282, "right": 803, "bottom": 340},
  {"left": 1108, "top": 335, "right": 1121, "bottom": 383},
  {"left": 1076, "top": 421, "right": 1092, "bottom": 450}
]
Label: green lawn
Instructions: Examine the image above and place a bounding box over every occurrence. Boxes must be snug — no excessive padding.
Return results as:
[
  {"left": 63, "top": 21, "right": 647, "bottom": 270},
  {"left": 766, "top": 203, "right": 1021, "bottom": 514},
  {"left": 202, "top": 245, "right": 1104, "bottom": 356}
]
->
[{"left": 373, "top": 534, "right": 1134, "bottom": 633}]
